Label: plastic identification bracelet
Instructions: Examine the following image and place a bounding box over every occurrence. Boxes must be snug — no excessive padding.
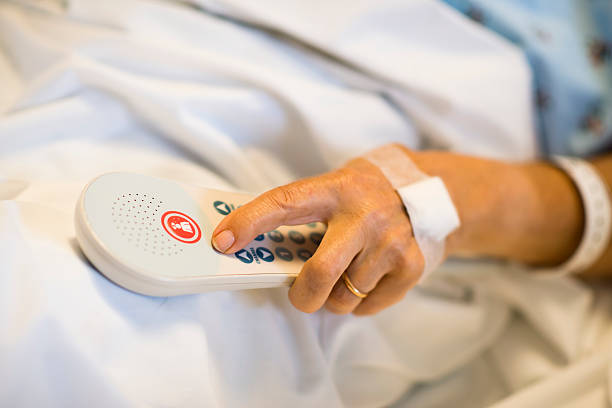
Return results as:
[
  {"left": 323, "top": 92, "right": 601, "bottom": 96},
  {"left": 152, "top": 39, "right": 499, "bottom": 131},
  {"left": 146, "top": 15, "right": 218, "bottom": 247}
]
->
[
  {"left": 543, "top": 156, "right": 612, "bottom": 276},
  {"left": 365, "top": 146, "right": 460, "bottom": 281}
]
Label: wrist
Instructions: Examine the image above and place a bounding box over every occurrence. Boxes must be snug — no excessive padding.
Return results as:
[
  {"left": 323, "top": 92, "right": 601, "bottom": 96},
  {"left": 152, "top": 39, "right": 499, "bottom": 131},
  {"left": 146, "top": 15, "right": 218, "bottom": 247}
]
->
[
  {"left": 516, "top": 161, "right": 583, "bottom": 265},
  {"left": 396, "top": 147, "right": 535, "bottom": 260},
  {"left": 405, "top": 148, "right": 584, "bottom": 265},
  {"left": 404, "top": 149, "right": 508, "bottom": 258}
]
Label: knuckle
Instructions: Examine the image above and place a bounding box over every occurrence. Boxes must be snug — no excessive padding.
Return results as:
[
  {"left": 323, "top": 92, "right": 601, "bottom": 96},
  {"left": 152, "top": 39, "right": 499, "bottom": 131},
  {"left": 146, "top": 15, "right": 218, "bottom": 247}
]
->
[
  {"left": 335, "top": 167, "right": 377, "bottom": 200},
  {"left": 335, "top": 166, "right": 359, "bottom": 188},
  {"left": 397, "top": 262, "right": 422, "bottom": 288},
  {"left": 412, "top": 250, "right": 425, "bottom": 273},
  {"left": 306, "top": 256, "right": 334, "bottom": 275},
  {"left": 402, "top": 245, "right": 425, "bottom": 275},
  {"left": 385, "top": 233, "right": 410, "bottom": 260},
  {"left": 304, "top": 257, "right": 338, "bottom": 291},
  {"left": 398, "top": 251, "right": 414, "bottom": 269},
  {"left": 269, "top": 186, "right": 298, "bottom": 212},
  {"left": 362, "top": 207, "right": 387, "bottom": 227},
  {"left": 397, "top": 268, "right": 417, "bottom": 287}
]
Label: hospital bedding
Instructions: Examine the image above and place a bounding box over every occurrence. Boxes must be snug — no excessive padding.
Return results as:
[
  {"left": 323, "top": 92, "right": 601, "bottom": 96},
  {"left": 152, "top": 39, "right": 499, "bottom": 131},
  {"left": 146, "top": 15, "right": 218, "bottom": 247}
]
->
[{"left": 0, "top": 0, "right": 611, "bottom": 406}]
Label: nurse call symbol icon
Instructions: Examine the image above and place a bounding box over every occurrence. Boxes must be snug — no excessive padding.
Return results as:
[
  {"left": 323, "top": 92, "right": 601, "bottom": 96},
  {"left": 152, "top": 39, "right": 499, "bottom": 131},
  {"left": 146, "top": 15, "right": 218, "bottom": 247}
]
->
[{"left": 161, "top": 211, "right": 202, "bottom": 244}]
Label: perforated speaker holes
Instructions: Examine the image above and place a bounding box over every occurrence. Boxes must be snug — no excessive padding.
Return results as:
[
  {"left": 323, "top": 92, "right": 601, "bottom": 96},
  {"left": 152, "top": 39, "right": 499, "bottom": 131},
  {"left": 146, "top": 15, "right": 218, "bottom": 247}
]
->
[{"left": 111, "top": 193, "right": 184, "bottom": 257}]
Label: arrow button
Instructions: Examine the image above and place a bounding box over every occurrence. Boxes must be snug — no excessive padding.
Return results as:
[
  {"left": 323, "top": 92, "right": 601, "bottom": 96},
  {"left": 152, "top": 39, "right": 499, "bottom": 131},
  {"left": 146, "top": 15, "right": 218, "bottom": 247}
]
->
[
  {"left": 256, "top": 247, "right": 275, "bottom": 262},
  {"left": 235, "top": 249, "right": 254, "bottom": 264},
  {"left": 213, "top": 200, "right": 231, "bottom": 215}
]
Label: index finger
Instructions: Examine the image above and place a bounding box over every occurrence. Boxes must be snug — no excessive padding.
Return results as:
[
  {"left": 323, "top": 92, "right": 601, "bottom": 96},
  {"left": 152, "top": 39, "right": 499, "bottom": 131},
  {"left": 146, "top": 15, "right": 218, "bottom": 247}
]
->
[{"left": 211, "top": 175, "right": 339, "bottom": 254}]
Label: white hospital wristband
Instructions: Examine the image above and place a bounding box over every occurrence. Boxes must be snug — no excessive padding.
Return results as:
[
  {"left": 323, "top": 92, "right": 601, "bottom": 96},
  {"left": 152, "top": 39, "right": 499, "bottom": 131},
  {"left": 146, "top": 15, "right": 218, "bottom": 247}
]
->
[
  {"left": 542, "top": 156, "right": 612, "bottom": 275},
  {"left": 365, "top": 146, "right": 460, "bottom": 280}
]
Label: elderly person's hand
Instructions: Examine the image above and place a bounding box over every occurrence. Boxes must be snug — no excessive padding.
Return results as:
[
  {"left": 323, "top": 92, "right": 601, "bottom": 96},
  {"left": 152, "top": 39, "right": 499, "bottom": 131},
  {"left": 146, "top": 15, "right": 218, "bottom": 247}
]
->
[
  {"left": 213, "top": 149, "right": 425, "bottom": 315},
  {"left": 212, "top": 144, "right": 589, "bottom": 315}
]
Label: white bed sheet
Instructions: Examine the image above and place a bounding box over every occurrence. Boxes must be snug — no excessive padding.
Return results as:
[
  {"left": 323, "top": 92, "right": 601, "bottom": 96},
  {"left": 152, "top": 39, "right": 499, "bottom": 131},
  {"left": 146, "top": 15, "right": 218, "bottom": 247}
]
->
[{"left": 0, "top": 1, "right": 611, "bottom": 406}]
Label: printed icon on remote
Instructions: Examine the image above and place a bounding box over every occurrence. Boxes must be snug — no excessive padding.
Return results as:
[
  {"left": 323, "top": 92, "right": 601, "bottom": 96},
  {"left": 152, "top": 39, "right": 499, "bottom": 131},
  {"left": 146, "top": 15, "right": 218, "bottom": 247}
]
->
[
  {"left": 289, "top": 230, "right": 305, "bottom": 244},
  {"left": 213, "top": 200, "right": 231, "bottom": 215},
  {"left": 256, "top": 247, "right": 275, "bottom": 262},
  {"left": 297, "top": 249, "right": 312, "bottom": 261},
  {"left": 268, "top": 230, "right": 284, "bottom": 242},
  {"left": 309, "top": 232, "right": 323, "bottom": 246},
  {"left": 174, "top": 221, "right": 192, "bottom": 234},
  {"left": 161, "top": 211, "right": 202, "bottom": 244},
  {"left": 234, "top": 249, "right": 253, "bottom": 263},
  {"left": 275, "top": 247, "right": 293, "bottom": 261},
  {"left": 235, "top": 249, "right": 254, "bottom": 264}
]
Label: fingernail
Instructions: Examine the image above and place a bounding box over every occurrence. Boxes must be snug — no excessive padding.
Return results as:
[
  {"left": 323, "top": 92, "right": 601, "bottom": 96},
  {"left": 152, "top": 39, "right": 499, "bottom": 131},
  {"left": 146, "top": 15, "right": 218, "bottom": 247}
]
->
[{"left": 212, "top": 230, "right": 235, "bottom": 253}]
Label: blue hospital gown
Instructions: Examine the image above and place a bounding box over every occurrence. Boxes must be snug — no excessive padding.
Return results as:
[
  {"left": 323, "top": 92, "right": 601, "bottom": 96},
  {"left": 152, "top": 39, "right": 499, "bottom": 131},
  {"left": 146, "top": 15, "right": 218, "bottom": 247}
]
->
[{"left": 443, "top": 0, "right": 612, "bottom": 157}]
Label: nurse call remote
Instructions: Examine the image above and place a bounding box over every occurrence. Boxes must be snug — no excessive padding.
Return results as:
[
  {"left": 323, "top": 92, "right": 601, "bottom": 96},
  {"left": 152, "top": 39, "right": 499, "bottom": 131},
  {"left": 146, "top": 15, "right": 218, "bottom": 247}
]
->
[{"left": 75, "top": 173, "right": 326, "bottom": 296}]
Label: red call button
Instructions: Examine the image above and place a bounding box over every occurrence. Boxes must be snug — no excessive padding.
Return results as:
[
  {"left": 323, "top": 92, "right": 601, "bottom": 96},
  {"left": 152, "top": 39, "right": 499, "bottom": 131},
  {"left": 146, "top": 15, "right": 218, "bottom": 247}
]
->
[{"left": 161, "top": 211, "right": 202, "bottom": 244}]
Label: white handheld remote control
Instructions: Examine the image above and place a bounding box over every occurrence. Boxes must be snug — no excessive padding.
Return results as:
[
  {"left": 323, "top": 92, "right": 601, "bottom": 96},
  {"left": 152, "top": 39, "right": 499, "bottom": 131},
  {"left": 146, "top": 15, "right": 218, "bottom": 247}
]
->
[{"left": 75, "top": 173, "right": 326, "bottom": 296}]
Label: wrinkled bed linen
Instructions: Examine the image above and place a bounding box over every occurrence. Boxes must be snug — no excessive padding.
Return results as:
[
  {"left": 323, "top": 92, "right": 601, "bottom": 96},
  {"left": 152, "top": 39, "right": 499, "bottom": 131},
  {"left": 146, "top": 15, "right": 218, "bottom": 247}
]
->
[{"left": 0, "top": 1, "right": 611, "bottom": 407}]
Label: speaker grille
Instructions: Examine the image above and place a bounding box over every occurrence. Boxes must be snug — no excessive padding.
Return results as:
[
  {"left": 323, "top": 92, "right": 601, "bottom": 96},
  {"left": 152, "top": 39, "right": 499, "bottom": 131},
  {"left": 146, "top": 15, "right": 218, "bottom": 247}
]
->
[{"left": 111, "top": 193, "right": 184, "bottom": 257}]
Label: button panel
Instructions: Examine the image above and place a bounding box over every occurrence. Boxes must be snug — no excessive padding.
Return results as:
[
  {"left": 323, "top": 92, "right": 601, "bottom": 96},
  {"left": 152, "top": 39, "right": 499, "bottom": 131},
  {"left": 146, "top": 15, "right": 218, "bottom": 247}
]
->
[{"left": 209, "top": 199, "right": 326, "bottom": 267}]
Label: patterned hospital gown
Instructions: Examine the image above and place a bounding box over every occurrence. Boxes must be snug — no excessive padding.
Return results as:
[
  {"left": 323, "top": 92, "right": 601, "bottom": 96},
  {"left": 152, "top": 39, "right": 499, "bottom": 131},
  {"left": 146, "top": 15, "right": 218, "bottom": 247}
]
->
[{"left": 443, "top": 0, "right": 612, "bottom": 157}]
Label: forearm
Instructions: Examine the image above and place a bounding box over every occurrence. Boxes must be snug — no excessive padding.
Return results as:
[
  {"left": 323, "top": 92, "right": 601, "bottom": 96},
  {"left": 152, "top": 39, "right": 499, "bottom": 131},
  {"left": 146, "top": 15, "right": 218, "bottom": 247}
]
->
[{"left": 399, "top": 147, "right": 612, "bottom": 278}]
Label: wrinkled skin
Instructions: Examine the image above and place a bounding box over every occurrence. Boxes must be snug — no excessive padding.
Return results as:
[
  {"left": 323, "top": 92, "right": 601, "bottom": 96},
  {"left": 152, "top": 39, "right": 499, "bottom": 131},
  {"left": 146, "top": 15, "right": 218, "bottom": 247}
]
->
[
  {"left": 211, "top": 156, "right": 424, "bottom": 315},
  {"left": 212, "top": 143, "right": 595, "bottom": 315}
]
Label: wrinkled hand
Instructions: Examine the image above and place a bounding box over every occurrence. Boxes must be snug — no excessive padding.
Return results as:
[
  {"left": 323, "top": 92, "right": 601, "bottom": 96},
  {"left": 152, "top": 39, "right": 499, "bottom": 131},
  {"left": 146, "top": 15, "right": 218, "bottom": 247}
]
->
[{"left": 211, "top": 155, "right": 425, "bottom": 315}]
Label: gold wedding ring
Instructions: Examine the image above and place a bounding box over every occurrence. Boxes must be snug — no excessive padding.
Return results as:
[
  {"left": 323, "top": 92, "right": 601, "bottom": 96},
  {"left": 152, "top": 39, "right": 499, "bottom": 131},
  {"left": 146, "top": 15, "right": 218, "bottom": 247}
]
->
[{"left": 342, "top": 273, "right": 368, "bottom": 299}]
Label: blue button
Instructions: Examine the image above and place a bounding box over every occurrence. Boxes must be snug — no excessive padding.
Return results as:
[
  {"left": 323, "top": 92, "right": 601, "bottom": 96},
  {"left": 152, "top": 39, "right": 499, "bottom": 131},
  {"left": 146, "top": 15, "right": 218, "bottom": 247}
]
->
[
  {"left": 289, "top": 230, "right": 305, "bottom": 244},
  {"left": 213, "top": 200, "right": 231, "bottom": 215},
  {"left": 235, "top": 249, "right": 254, "bottom": 264},
  {"left": 256, "top": 247, "right": 274, "bottom": 262},
  {"left": 309, "top": 232, "right": 323, "bottom": 245},
  {"left": 267, "top": 230, "right": 284, "bottom": 242},
  {"left": 254, "top": 234, "right": 265, "bottom": 241},
  {"left": 275, "top": 247, "right": 293, "bottom": 261},
  {"left": 297, "top": 249, "right": 312, "bottom": 261}
]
